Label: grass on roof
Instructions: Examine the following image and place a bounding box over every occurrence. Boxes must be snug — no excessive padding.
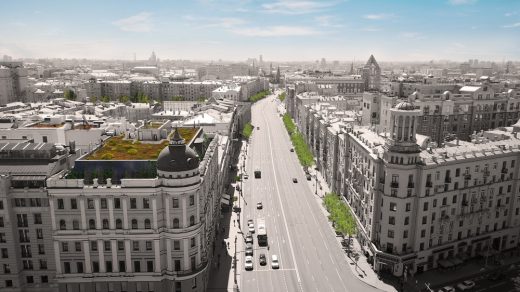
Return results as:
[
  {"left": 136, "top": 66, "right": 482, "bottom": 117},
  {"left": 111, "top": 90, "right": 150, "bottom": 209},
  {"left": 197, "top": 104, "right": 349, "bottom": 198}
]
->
[
  {"left": 142, "top": 122, "right": 164, "bottom": 129},
  {"left": 28, "top": 122, "right": 65, "bottom": 128},
  {"left": 86, "top": 127, "right": 199, "bottom": 160}
]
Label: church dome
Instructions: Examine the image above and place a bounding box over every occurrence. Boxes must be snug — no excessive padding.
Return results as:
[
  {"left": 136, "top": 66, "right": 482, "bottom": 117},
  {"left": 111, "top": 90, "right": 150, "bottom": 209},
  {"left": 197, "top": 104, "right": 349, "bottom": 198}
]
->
[
  {"left": 157, "top": 129, "right": 199, "bottom": 173},
  {"left": 394, "top": 101, "right": 416, "bottom": 111}
]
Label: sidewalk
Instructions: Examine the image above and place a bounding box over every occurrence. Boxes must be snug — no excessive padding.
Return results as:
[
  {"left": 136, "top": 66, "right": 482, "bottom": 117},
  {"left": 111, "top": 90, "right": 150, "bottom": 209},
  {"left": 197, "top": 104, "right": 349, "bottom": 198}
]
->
[
  {"left": 207, "top": 143, "right": 247, "bottom": 291},
  {"left": 309, "top": 166, "right": 396, "bottom": 291}
]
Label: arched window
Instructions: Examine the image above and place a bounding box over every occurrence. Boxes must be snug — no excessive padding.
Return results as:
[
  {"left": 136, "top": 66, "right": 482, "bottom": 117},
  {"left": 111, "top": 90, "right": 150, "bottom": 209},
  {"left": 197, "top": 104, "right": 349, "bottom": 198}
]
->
[
  {"left": 89, "top": 219, "right": 96, "bottom": 230},
  {"left": 72, "top": 220, "right": 79, "bottom": 230},
  {"left": 131, "top": 219, "right": 138, "bottom": 229},
  {"left": 116, "top": 219, "right": 122, "bottom": 229},
  {"left": 102, "top": 219, "right": 109, "bottom": 229},
  {"left": 59, "top": 219, "right": 66, "bottom": 230},
  {"left": 190, "top": 215, "right": 195, "bottom": 226},
  {"left": 144, "top": 219, "right": 151, "bottom": 229},
  {"left": 173, "top": 218, "right": 180, "bottom": 229}
]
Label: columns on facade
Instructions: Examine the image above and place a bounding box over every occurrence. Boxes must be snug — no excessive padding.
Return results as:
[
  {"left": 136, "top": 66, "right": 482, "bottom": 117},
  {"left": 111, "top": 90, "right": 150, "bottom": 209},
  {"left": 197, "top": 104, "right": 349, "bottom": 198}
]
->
[
  {"left": 166, "top": 239, "right": 172, "bottom": 271},
  {"left": 108, "top": 197, "right": 115, "bottom": 229},
  {"left": 125, "top": 239, "right": 132, "bottom": 272},
  {"left": 152, "top": 197, "right": 158, "bottom": 230},
  {"left": 183, "top": 239, "right": 190, "bottom": 270},
  {"left": 154, "top": 239, "right": 161, "bottom": 272},
  {"left": 83, "top": 240, "right": 92, "bottom": 273},
  {"left": 98, "top": 239, "right": 105, "bottom": 273},
  {"left": 95, "top": 198, "right": 101, "bottom": 229},
  {"left": 49, "top": 198, "right": 56, "bottom": 230},
  {"left": 165, "top": 196, "right": 171, "bottom": 229},
  {"left": 196, "top": 234, "right": 201, "bottom": 265},
  {"left": 111, "top": 240, "right": 118, "bottom": 272},
  {"left": 122, "top": 197, "right": 129, "bottom": 230},
  {"left": 79, "top": 197, "right": 87, "bottom": 229},
  {"left": 54, "top": 241, "right": 62, "bottom": 274},
  {"left": 182, "top": 197, "right": 187, "bottom": 228},
  {"left": 196, "top": 193, "right": 200, "bottom": 223}
]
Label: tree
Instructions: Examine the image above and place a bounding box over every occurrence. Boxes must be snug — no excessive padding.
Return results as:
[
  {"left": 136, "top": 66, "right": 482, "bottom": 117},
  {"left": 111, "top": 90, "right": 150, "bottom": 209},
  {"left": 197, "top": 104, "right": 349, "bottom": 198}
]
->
[
  {"left": 197, "top": 96, "right": 207, "bottom": 102},
  {"left": 64, "top": 89, "right": 77, "bottom": 101},
  {"left": 171, "top": 96, "right": 185, "bottom": 101},
  {"left": 90, "top": 96, "right": 98, "bottom": 104},
  {"left": 100, "top": 96, "right": 110, "bottom": 103},
  {"left": 119, "top": 95, "right": 130, "bottom": 103}
]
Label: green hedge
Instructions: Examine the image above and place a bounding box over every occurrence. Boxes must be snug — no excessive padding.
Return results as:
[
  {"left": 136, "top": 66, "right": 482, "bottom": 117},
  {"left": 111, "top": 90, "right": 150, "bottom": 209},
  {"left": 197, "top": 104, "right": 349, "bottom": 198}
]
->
[
  {"left": 249, "top": 90, "right": 270, "bottom": 103},
  {"left": 242, "top": 122, "right": 253, "bottom": 139},
  {"left": 278, "top": 92, "right": 286, "bottom": 102},
  {"left": 282, "top": 114, "right": 313, "bottom": 167},
  {"left": 324, "top": 193, "right": 357, "bottom": 236}
]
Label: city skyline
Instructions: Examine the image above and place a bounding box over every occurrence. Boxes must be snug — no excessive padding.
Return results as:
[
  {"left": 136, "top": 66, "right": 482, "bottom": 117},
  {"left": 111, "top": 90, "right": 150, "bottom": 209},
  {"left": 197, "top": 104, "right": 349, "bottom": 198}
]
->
[{"left": 0, "top": 0, "right": 519, "bottom": 62}]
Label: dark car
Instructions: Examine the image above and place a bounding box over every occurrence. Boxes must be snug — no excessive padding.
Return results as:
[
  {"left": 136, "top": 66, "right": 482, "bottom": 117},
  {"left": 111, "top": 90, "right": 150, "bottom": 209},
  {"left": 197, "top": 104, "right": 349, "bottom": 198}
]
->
[
  {"left": 306, "top": 174, "right": 312, "bottom": 181},
  {"left": 292, "top": 178, "right": 298, "bottom": 183},
  {"left": 259, "top": 253, "right": 267, "bottom": 266},
  {"left": 290, "top": 148, "right": 294, "bottom": 152}
]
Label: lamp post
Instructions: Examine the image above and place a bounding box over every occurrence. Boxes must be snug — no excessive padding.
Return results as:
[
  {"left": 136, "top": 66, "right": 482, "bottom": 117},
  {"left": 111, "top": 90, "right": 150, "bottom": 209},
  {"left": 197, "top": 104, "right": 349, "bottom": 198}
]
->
[{"left": 233, "top": 235, "right": 237, "bottom": 284}]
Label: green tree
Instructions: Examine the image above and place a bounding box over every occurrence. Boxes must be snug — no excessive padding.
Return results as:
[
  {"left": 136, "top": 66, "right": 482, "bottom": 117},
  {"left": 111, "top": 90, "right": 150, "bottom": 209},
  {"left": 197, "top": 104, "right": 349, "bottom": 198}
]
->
[
  {"left": 242, "top": 123, "right": 253, "bottom": 139},
  {"left": 90, "top": 96, "right": 98, "bottom": 104},
  {"left": 278, "top": 92, "right": 286, "bottom": 102},
  {"left": 119, "top": 95, "right": 130, "bottom": 103},
  {"left": 64, "top": 89, "right": 77, "bottom": 101},
  {"left": 101, "top": 96, "right": 110, "bottom": 103},
  {"left": 171, "top": 96, "right": 185, "bottom": 101},
  {"left": 197, "top": 96, "right": 207, "bottom": 102}
]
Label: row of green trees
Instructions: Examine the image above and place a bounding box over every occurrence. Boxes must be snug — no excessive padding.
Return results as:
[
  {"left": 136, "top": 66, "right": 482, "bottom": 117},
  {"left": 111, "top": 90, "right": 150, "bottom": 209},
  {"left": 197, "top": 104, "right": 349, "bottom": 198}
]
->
[
  {"left": 282, "top": 114, "right": 313, "bottom": 167},
  {"left": 242, "top": 122, "right": 254, "bottom": 139},
  {"left": 278, "top": 92, "right": 286, "bottom": 102},
  {"left": 323, "top": 193, "right": 357, "bottom": 237},
  {"left": 249, "top": 90, "right": 270, "bottom": 103}
]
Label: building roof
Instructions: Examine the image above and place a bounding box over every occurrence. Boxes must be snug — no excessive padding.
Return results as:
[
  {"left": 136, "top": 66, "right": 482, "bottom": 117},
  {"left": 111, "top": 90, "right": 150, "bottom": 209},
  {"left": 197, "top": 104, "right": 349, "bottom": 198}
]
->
[
  {"left": 459, "top": 86, "right": 481, "bottom": 92},
  {"left": 157, "top": 128, "right": 200, "bottom": 173}
]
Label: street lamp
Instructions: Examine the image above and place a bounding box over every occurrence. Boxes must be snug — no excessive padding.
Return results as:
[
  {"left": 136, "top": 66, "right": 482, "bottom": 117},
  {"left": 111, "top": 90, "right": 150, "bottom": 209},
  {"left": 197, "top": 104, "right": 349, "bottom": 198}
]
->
[{"left": 315, "top": 174, "right": 318, "bottom": 196}]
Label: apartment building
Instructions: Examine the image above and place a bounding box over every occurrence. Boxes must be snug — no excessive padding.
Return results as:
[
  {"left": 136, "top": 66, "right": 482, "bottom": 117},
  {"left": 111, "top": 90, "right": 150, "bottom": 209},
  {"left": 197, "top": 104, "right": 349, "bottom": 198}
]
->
[
  {"left": 0, "top": 61, "right": 28, "bottom": 105},
  {"left": 46, "top": 128, "right": 221, "bottom": 292}
]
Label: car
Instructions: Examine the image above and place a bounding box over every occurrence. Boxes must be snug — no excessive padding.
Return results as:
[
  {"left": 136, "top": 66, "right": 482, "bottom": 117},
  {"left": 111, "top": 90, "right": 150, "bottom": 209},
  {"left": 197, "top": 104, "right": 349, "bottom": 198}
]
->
[
  {"left": 236, "top": 184, "right": 241, "bottom": 191},
  {"left": 245, "top": 243, "right": 253, "bottom": 256},
  {"left": 292, "top": 178, "right": 298, "bottom": 183},
  {"left": 290, "top": 148, "right": 294, "bottom": 152},
  {"left": 259, "top": 253, "right": 267, "bottom": 266},
  {"left": 245, "top": 256, "right": 253, "bottom": 270},
  {"left": 257, "top": 127, "right": 260, "bottom": 130},
  {"left": 306, "top": 174, "right": 312, "bottom": 181},
  {"left": 257, "top": 202, "right": 263, "bottom": 209},
  {"left": 248, "top": 223, "right": 255, "bottom": 234},
  {"left": 456, "top": 280, "right": 475, "bottom": 290},
  {"left": 247, "top": 219, "right": 254, "bottom": 225},
  {"left": 245, "top": 233, "right": 253, "bottom": 244},
  {"left": 271, "top": 254, "right": 279, "bottom": 269},
  {"left": 437, "top": 287, "right": 455, "bottom": 292},
  {"left": 243, "top": 174, "right": 249, "bottom": 180}
]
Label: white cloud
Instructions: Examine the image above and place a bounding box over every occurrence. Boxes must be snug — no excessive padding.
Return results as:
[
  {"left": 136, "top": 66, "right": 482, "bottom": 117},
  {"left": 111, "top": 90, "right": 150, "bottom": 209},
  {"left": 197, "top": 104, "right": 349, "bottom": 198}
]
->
[
  {"left": 448, "top": 0, "right": 476, "bottom": 5},
  {"left": 113, "top": 12, "right": 153, "bottom": 32},
  {"left": 400, "top": 32, "right": 425, "bottom": 39},
  {"left": 503, "top": 22, "right": 520, "bottom": 28},
  {"left": 184, "top": 15, "right": 245, "bottom": 29},
  {"left": 314, "top": 15, "right": 343, "bottom": 27},
  {"left": 231, "top": 25, "right": 321, "bottom": 36},
  {"left": 361, "top": 27, "right": 381, "bottom": 32},
  {"left": 262, "top": 1, "right": 337, "bottom": 15},
  {"left": 363, "top": 13, "right": 395, "bottom": 20}
]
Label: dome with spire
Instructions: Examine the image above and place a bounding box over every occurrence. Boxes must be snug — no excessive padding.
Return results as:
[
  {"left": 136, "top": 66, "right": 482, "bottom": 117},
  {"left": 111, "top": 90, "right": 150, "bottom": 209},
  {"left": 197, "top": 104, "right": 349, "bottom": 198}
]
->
[{"left": 157, "top": 128, "right": 199, "bottom": 173}]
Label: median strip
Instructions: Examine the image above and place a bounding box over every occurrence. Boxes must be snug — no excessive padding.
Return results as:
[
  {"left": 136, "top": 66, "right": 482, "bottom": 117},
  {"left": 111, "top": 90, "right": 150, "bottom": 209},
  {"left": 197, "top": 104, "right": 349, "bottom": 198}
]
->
[{"left": 282, "top": 114, "right": 313, "bottom": 167}]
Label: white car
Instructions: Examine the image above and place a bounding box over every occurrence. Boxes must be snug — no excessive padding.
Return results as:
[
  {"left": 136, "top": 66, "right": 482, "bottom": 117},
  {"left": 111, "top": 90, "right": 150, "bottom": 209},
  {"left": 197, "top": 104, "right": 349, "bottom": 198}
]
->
[
  {"left": 245, "top": 256, "right": 253, "bottom": 271},
  {"left": 456, "top": 280, "right": 475, "bottom": 290},
  {"left": 271, "top": 254, "right": 279, "bottom": 269},
  {"left": 248, "top": 223, "right": 255, "bottom": 233},
  {"left": 437, "top": 286, "right": 455, "bottom": 292}
]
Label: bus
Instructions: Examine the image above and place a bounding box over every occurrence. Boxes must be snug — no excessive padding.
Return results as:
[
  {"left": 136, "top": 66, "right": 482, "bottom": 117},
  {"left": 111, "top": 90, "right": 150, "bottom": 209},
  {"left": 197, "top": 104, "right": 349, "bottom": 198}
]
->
[
  {"left": 257, "top": 218, "right": 268, "bottom": 246},
  {"left": 254, "top": 170, "right": 261, "bottom": 178}
]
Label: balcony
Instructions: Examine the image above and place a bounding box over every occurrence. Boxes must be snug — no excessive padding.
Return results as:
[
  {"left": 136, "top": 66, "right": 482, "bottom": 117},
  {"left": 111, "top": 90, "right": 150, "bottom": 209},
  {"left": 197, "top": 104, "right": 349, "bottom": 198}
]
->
[
  {"left": 464, "top": 174, "right": 471, "bottom": 180},
  {"left": 390, "top": 182, "right": 399, "bottom": 188},
  {"left": 445, "top": 177, "right": 452, "bottom": 183},
  {"left": 407, "top": 182, "right": 415, "bottom": 188},
  {"left": 425, "top": 181, "right": 432, "bottom": 188}
]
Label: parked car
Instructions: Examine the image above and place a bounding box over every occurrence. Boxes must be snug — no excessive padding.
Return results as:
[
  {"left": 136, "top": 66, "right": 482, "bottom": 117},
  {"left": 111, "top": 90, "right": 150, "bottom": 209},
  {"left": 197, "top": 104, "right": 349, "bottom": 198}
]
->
[
  {"left": 292, "top": 178, "right": 298, "bottom": 183},
  {"left": 257, "top": 202, "right": 263, "bottom": 209},
  {"left": 290, "top": 148, "right": 294, "bottom": 152},
  {"left": 257, "top": 127, "right": 260, "bottom": 130},
  {"left": 245, "top": 243, "right": 253, "bottom": 256},
  {"left": 437, "top": 286, "right": 455, "bottom": 292},
  {"left": 259, "top": 253, "right": 267, "bottom": 266},
  {"left": 245, "top": 256, "right": 253, "bottom": 270},
  {"left": 306, "top": 174, "right": 312, "bottom": 181},
  {"left": 271, "top": 254, "right": 279, "bottom": 269},
  {"left": 245, "top": 233, "right": 253, "bottom": 244},
  {"left": 456, "top": 280, "right": 475, "bottom": 290},
  {"left": 247, "top": 219, "right": 254, "bottom": 225},
  {"left": 248, "top": 223, "right": 255, "bottom": 234},
  {"left": 243, "top": 174, "right": 249, "bottom": 179}
]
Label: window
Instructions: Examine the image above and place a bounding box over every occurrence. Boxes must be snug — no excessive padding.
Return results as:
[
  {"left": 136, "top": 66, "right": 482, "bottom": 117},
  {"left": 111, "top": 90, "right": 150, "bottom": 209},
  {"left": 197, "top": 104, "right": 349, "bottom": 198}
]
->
[
  {"left": 91, "top": 241, "right": 97, "bottom": 251},
  {"left": 17, "top": 214, "right": 28, "bottom": 227},
  {"left": 405, "top": 203, "right": 411, "bottom": 212},
  {"left": 421, "top": 230, "right": 426, "bottom": 238},
  {"left": 147, "top": 260, "right": 154, "bottom": 272},
  {"left": 92, "top": 261, "right": 99, "bottom": 273},
  {"left": 41, "top": 276, "right": 48, "bottom": 283},
  {"left": 0, "top": 233, "right": 4, "bottom": 243},
  {"left": 19, "top": 229, "right": 29, "bottom": 242},
  {"left": 130, "top": 198, "right": 137, "bottom": 209},
  {"left": 6, "top": 280, "right": 13, "bottom": 287},
  {"left": 423, "top": 202, "right": 428, "bottom": 211},
  {"left": 3, "top": 264, "right": 10, "bottom": 274},
  {"left": 404, "top": 217, "right": 409, "bottom": 225},
  {"left": 106, "top": 261, "right": 113, "bottom": 272},
  {"left": 172, "top": 198, "right": 179, "bottom": 208},
  {"left": 0, "top": 216, "right": 3, "bottom": 227},
  {"left": 403, "top": 230, "right": 408, "bottom": 239},
  {"left": 89, "top": 219, "right": 96, "bottom": 229},
  {"left": 455, "top": 168, "right": 460, "bottom": 177},
  {"left": 146, "top": 241, "right": 152, "bottom": 251},
  {"left": 119, "top": 261, "right": 126, "bottom": 272},
  {"left": 114, "top": 198, "right": 121, "bottom": 209},
  {"left": 72, "top": 220, "right": 79, "bottom": 230},
  {"left": 173, "top": 218, "right": 180, "bottom": 228},
  {"left": 60, "top": 219, "right": 67, "bottom": 230},
  {"left": 27, "top": 276, "right": 34, "bottom": 284},
  {"left": 134, "top": 261, "right": 141, "bottom": 272},
  {"left": 62, "top": 242, "right": 69, "bottom": 252},
  {"left": 132, "top": 219, "right": 138, "bottom": 229},
  {"left": 389, "top": 216, "right": 395, "bottom": 225},
  {"left": 34, "top": 213, "right": 42, "bottom": 224},
  {"left": 190, "top": 215, "right": 195, "bottom": 226},
  {"left": 101, "top": 198, "right": 107, "bottom": 209},
  {"left": 64, "top": 262, "right": 71, "bottom": 274},
  {"left": 104, "top": 241, "right": 111, "bottom": 251},
  {"left": 144, "top": 219, "right": 151, "bottom": 229},
  {"left": 422, "top": 216, "right": 427, "bottom": 225},
  {"left": 189, "top": 195, "right": 195, "bottom": 206},
  {"left": 118, "top": 241, "right": 124, "bottom": 251},
  {"left": 133, "top": 241, "right": 140, "bottom": 251},
  {"left": 174, "top": 240, "right": 180, "bottom": 250},
  {"left": 143, "top": 198, "right": 150, "bottom": 209},
  {"left": 390, "top": 202, "right": 397, "bottom": 211},
  {"left": 388, "top": 230, "right": 394, "bottom": 238},
  {"left": 103, "top": 219, "right": 109, "bottom": 229},
  {"left": 0, "top": 200, "right": 3, "bottom": 209},
  {"left": 87, "top": 199, "right": 94, "bottom": 209},
  {"left": 57, "top": 199, "right": 64, "bottom": 209},
  {"left": 75, "top": 242, "right": 82, "bottom": 252},
  {"left": 39, "top": 259, "right": 47, "bottom": 269},
  {"left": 191, "top": 237, "right": 196, "bottom": 247},
  {"left": 174, "top": 260, "right": 181, "bottom": 271},
  {"left": 36, "top": 229, "right": 43, "bottom": 239},
  {"left": 116, "top": 219, "right": 123, "bottom": 229},
  {"left": 70, "top": 199, "right": 77, "bottom": 209},
  {"left": 77, "top": 262, "right": 84, "bottom": 273}
]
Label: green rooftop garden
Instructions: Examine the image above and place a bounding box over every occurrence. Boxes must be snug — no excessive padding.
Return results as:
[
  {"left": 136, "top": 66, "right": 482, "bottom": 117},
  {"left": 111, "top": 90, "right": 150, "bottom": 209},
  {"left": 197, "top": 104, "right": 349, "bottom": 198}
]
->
[
  {"left": 142, "top": 122, "right": 164, "bottom": 129},
  {"left": 85, "top": 127, "right": 199, "bottom": 160}
]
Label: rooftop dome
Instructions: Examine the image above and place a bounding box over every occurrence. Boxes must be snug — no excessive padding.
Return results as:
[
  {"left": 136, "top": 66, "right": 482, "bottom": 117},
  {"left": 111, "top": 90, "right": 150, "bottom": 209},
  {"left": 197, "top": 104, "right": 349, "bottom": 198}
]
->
[
  {"left": 157, "top": 129, "right": 199, "bottom": 173},
  {"left": 394, "top": 101, "right": 416, "bottom": 111}
]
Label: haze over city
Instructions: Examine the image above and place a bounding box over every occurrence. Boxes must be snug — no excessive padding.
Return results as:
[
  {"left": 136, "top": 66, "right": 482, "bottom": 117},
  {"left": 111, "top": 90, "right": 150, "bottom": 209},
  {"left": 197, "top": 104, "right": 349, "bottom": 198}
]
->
[{"left": 1, "top": 0, "right": 519, "bottom": 61}]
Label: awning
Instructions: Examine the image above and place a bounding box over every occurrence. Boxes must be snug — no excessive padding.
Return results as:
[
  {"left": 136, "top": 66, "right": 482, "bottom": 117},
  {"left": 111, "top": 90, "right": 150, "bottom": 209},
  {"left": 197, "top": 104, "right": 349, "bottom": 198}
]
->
[
  {"left": 222, "top": 194, "right": 231, "bottom": 200},
  {"left": 220, "top": 198, "right": 230, "bottom": 205}
]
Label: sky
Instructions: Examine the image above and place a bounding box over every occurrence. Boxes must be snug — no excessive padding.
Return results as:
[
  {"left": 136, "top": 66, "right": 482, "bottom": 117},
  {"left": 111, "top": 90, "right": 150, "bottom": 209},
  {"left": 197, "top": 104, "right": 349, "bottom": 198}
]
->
[{"left": 0, "top": 0, "right": 519, "bottom": 62}]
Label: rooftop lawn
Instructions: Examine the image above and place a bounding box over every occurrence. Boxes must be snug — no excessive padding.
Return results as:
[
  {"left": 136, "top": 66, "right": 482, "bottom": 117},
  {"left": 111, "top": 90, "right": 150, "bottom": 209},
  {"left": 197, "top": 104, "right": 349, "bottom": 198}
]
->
[
  {"left": 85, "top": 127, "right": 199, "bottom": 160},
  {"left": 142, "top": 122, "right": 164, "bottom": 129},
  {"left": 28, "top": 122, "right": 65, "bottom": 128}
]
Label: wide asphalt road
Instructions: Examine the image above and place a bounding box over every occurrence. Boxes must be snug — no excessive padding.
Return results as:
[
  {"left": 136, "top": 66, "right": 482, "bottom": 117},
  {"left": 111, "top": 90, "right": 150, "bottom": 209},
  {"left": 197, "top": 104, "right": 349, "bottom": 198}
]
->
[{"left": 239, "top": 92, "right": 380, "bottom": 292}]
